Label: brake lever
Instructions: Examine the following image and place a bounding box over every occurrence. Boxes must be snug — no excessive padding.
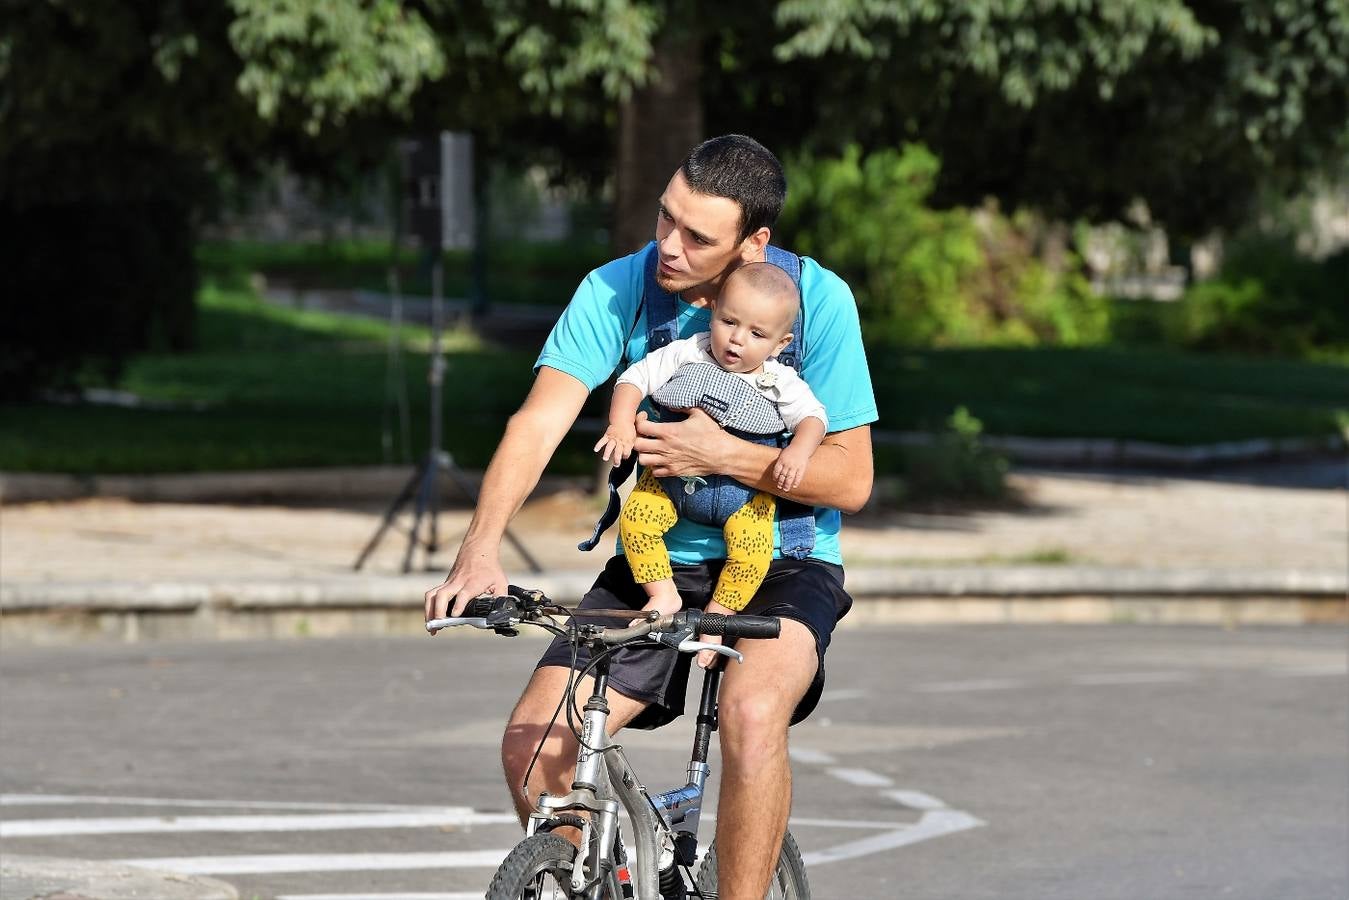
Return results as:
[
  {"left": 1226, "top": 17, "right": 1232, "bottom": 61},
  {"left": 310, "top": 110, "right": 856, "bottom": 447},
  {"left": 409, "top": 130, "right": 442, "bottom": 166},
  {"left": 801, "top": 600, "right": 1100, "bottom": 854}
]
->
[
  {"left": 676, "top": 639, "right": 744, "bottom": 664},
  {"left": 484, "top": 607, "right": 521, "bottom": 636},
  {"left": 425, "top": 617, "right": 490, "bottom": 632}
]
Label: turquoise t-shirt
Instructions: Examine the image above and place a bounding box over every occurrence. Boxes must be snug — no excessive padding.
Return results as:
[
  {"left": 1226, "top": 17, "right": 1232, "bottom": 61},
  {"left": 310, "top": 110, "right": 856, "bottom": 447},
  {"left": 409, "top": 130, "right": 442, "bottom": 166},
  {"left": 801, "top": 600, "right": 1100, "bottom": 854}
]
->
[{"left": 535, "top": 242, "right": 879, "bottom": 566}]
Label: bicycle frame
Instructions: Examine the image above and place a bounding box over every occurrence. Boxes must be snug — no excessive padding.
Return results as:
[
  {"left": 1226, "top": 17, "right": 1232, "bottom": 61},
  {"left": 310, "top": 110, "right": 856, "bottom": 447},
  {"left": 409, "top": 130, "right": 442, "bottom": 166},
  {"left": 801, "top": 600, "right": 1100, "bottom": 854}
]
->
[{"left": 525, "top": 641, "right": 724, "bottom": 900}]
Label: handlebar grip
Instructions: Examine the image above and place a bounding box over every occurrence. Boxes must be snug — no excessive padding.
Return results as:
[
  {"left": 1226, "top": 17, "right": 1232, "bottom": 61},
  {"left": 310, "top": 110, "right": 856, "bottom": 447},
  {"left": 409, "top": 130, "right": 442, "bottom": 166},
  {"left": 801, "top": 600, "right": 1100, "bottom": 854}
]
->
[
  {"left": 697, "top": 614, "right": 781, "bottom": 639},
  {"left": 463, "top": 596, "right": 496, "bottom": 618}
]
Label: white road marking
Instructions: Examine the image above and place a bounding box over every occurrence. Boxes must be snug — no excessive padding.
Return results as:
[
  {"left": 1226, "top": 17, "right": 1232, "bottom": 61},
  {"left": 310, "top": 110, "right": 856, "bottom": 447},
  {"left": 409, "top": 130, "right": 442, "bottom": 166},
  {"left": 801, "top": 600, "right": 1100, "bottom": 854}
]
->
[
  {"left": 819, "top": 688, "right": 869, "bottom": 703},
  {"left": 784, "top": 815, "right": 916, "bottom": 830},
  {"left": 801, "top": 809, "right": 985, "bottom": 866},
  {"left": 1071, "top": 672, "right": 1193, "bottom": 686},
  {"left": 886, "top": 790, "right": 948, "bottom": 811},
  {"left": 0, "top": 794, "right": 434, "bottom": 812},
  {"left": 788, "top": 747, "right": 837, "bottom": 765},
  {"left": 1267, "top": 665, "right": 1348, "bottom": 678},
  {"left": 115, "top": 851, "right": 509, "bottom": 875},
  {"left": 911, "top": 678, "right": 1024, "bottom": 693},
  {"left": 278, "top": 895, "right": 483, "bottom": 900},
  {"left": 827, "top": 768, "right": 893, "bottom": 788},
  {"left": 2, "top": 809, "right": 517, "bottom": 838}
]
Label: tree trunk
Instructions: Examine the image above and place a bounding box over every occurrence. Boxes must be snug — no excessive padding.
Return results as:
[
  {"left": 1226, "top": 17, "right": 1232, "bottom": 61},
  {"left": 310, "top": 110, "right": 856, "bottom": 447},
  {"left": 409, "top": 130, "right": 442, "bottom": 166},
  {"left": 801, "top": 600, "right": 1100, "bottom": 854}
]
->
[{"left": 613, "top": 27, "right": 704, "bottom": 258}]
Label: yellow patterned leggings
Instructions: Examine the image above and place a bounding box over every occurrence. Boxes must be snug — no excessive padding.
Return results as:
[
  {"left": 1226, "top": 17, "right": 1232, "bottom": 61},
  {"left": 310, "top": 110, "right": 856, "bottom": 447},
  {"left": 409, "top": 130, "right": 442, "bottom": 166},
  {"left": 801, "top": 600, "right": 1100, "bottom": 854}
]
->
[{"left": 618, "top": 468, "right": 776, "bottom": 612}]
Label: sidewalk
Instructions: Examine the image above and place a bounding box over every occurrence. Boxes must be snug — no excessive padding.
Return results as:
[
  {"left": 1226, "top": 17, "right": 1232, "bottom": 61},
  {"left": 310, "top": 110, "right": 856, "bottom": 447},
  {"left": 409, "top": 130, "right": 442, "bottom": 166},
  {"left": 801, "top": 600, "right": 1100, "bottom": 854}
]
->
[{"left": 2, "top": 459, "right": 1345, "bottom": 641}]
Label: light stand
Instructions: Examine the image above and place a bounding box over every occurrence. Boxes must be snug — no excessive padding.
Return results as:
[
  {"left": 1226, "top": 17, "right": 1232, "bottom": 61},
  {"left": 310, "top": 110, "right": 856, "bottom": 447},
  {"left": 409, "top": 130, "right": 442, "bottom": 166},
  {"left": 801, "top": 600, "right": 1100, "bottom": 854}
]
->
[{"left": 354, "top": 134, "right": 541, "bottom": 575}]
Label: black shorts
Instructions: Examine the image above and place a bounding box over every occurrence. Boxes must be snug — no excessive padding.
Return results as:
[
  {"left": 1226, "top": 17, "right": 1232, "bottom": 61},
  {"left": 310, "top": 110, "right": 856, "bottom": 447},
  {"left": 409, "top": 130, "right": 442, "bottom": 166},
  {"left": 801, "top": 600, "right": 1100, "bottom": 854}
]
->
[{"left": 536, "top": 555, "right": 853, "bottom": 729}]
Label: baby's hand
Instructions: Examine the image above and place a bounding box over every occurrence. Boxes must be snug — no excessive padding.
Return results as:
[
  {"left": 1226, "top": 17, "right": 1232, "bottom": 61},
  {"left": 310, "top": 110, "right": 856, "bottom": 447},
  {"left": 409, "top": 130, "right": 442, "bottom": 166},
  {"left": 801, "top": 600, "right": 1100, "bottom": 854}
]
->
[
  {"left": 628, "top": 591, "right": 684, "bottom": 628},
  {"left": 594, "top": 423, "right": 637, "bottom": 466},
  {"left": 772, "top": 446, "right": 811, "bottom": 492}
]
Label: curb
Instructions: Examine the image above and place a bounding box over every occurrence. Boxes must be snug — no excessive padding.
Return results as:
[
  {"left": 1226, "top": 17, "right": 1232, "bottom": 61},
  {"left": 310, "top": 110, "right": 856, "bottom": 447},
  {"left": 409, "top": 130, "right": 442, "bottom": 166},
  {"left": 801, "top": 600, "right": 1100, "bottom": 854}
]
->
[
  {"left": 0, "top": 855, "right": 237, "bottom": 900},
  {"left": 4, "top": 566, "right": 1344, "bottom": 611},
  {"left": 3, "top": 567, "right": 1344, "bottom": 642}
]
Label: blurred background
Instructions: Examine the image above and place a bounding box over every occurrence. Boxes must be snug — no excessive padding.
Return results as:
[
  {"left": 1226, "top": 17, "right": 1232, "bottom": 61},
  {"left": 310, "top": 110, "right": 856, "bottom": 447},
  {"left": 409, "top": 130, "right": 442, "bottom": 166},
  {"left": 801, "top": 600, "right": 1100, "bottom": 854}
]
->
[{"left": 1, "top": 0, "right": 1346, "bottom": 500}]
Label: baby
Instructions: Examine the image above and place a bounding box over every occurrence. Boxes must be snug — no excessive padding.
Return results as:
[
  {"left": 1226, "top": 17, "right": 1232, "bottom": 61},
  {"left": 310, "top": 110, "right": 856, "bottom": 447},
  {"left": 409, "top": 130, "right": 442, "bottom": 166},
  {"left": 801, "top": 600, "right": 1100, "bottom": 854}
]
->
[{"left": 594, "top": 262, "right": 828, "bottom": 645}]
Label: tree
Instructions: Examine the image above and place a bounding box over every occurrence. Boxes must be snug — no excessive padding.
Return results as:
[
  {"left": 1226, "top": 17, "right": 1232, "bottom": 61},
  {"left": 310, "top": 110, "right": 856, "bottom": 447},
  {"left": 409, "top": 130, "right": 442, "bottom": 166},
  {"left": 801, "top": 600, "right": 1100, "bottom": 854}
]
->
[
  {"left": 0, "top": 0, "right": 450, "bottom": 397},
  {"left": 6, "top": 0, "right": 1345, "bottom": 397}
]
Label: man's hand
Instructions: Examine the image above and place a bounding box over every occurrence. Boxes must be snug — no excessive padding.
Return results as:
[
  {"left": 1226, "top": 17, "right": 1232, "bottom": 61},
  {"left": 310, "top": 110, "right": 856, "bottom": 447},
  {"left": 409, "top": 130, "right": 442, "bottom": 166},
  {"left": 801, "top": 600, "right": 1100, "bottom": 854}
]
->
[
  {"left": 696, "top": 599, "right": 736, "bottom": 669},
  {"left": 633, "top": 408, "right": 733, "bottom": 478},
  {"left": 772, "top": 445, "right": 811, "bottom": 493},
  {"left": 423, "top": 540, "right": 508, "bottom": 632}
]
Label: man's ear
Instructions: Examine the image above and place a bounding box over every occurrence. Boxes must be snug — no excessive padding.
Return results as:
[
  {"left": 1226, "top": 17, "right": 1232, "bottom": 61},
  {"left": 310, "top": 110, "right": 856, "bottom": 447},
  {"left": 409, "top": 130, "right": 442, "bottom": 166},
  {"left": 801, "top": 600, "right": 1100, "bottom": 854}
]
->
[{"left": 739, "top": 226, "right": 771, "bottom": 262}]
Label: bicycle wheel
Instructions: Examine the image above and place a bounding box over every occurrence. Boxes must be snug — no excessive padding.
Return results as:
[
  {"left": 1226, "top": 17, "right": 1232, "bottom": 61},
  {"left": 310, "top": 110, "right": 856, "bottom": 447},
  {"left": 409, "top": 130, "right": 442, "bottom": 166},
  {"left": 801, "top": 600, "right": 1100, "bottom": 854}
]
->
[
  {"left": 486, "top": 832, "right": 624, "bottom": 900},
  {"left": 694, "top": 829, "right": 810, "bottom": 899},
  {"left": 486, "top": 834, "right": 580, "bottom": 900}
]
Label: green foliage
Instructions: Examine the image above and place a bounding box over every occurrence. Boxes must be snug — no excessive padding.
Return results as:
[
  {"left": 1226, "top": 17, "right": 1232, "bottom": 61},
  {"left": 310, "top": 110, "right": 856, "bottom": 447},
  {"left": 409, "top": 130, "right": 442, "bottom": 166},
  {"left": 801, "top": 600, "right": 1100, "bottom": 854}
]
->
[
  {"left": 778, "top": 145, "right": 1110, "bottom": 347},
  {"left": 487, "top": 0, "right": 659, "bottom": 106},
  {"left": 752, "top": 0, "right": 1349, "bottom": 238},
  {"left": 898, "top": 406, "right": 1009, "bottom": 502},
  {"left": 1166, "top": 238, "right": 1349, "bottom": 356},
  {"left": 774, "top": 0, "right": 1214, "bottom": 106},
  {"left": 228, "top": 0, "right": 445, "bottom": 134}
]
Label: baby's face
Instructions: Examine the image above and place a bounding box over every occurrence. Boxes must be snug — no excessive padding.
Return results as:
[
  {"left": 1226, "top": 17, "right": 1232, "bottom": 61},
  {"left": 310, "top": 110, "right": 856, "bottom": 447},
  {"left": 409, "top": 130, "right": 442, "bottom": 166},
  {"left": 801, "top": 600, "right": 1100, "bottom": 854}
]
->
[{"left": 708, "top": 280, "right": 795, "bottom": 374}]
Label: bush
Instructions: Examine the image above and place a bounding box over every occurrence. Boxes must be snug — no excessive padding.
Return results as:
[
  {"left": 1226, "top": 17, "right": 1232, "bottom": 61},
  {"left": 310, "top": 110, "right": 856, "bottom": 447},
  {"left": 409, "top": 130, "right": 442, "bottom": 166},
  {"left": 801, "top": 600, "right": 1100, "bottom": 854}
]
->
[
  {"left": 777, "top": 145, "right": 1109, "bottom": 348},
  {"left": 1166, "top": 237, "right": 1349, "bottom": 356},
  {"left": 897, "top": 406, "right": 1009, "bottom": 502}
]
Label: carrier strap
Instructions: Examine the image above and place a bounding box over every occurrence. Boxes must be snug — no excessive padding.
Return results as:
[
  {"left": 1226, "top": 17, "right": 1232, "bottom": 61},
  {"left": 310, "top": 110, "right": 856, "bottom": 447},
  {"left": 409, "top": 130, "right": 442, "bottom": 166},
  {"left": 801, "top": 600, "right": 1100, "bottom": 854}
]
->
[{"left": 580, "top": 243, "right": 815, "bottom": 560}]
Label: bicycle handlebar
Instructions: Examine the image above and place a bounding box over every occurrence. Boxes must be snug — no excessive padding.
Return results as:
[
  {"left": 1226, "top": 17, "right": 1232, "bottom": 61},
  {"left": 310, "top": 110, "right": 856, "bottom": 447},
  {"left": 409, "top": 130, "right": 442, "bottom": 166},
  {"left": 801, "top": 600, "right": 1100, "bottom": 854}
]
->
[{"left": 425, "top": 589, "right": 781, "bottom": 648}]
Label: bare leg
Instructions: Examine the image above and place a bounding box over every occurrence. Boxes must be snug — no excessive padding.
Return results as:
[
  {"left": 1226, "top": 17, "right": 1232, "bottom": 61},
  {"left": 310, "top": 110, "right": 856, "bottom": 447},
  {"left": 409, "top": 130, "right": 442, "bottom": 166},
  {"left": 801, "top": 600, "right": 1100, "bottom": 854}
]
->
[
  {"left": 501, "top": 665, "right": 650, "bottom": 825},
  {"left": 713, "top": 620, "right": 817, "bottom": 900}
]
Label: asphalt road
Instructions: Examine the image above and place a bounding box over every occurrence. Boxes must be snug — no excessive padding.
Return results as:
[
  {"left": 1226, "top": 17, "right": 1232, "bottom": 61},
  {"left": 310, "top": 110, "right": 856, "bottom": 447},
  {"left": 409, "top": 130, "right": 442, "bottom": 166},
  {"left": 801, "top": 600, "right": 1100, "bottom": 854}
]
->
[{"left": 2, "top": 625, "right": 1345, "bottom": 900}]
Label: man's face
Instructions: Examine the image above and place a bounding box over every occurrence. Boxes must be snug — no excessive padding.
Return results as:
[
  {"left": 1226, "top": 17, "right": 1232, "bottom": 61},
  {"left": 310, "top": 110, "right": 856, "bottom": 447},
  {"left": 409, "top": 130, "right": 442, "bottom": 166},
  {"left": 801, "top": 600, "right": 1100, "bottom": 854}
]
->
[{"left": 653, "top": 171, "right": 749, "bottom": 296}]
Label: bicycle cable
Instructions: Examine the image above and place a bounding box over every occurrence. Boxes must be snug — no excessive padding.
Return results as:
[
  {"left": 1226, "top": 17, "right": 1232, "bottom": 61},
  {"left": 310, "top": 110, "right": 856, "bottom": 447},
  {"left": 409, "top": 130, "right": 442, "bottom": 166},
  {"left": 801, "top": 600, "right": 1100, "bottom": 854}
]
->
[{"left": 515, "top": 607, "right": 576, "bottom": 805}]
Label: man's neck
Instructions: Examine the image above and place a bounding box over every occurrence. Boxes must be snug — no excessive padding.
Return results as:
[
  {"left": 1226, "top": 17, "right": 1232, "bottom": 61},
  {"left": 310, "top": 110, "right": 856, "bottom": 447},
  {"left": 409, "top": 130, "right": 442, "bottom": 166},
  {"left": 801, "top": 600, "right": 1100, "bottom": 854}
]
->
[{"left": 680, "top": 246, "right": 767, "bottom": 307}]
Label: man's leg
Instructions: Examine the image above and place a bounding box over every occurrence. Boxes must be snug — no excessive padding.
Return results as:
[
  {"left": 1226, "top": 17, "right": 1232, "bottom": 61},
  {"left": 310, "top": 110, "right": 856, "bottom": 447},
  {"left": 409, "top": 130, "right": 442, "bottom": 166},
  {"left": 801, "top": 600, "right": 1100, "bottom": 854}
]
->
[
  {"left": 713, "top": 619, "right": 817, "bottom": 900},
  {"left": 501, "top": 665, "right": 650, "bottom": 824}
]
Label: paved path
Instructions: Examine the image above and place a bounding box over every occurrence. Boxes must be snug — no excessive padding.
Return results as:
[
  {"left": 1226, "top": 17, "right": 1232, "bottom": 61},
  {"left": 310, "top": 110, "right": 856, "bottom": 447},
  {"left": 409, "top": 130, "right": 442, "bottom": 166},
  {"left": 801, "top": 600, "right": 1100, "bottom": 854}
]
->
[
  {"left": 2, "top": 626, "right": 1344, "bottom": 900},
  {"left": 3, "top": 461, "right": 1344, "bottom": 584}
]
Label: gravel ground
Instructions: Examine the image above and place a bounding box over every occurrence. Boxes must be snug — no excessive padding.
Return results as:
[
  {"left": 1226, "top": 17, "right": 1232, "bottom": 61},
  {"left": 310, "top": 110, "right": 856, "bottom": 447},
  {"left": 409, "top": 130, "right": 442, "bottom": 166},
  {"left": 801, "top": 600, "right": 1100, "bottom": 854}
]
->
[{"left": 3, "top": 461, "right": 1343, "bottom": 585}]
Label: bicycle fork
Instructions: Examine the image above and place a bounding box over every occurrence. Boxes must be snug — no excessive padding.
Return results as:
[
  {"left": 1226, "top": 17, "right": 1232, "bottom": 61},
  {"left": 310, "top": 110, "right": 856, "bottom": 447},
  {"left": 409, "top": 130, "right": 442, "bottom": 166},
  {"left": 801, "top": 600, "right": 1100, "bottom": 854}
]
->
[
  {"left": 530, "top": 665, "right": 625, "bottom": 898},
  {"left": 527, "top": 660, "right": 725, "bottom": 900}
]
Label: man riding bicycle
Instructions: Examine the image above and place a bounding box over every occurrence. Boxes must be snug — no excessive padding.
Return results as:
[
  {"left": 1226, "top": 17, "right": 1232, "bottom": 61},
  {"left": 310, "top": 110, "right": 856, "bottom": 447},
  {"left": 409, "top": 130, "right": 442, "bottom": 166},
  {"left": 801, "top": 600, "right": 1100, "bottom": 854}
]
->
[{"left": 424, "top": 134, "right": 877, "bottom": 900}]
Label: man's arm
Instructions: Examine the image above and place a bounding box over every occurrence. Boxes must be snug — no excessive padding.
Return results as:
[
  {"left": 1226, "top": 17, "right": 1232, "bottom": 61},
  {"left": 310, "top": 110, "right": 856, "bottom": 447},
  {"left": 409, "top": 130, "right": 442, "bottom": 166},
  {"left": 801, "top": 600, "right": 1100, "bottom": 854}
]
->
[
  {"left": 424, "top": 367, "right": 590, "bottom": 623},
  {"left": 633, "top": 411, "right": 874, "bottom": 514}
]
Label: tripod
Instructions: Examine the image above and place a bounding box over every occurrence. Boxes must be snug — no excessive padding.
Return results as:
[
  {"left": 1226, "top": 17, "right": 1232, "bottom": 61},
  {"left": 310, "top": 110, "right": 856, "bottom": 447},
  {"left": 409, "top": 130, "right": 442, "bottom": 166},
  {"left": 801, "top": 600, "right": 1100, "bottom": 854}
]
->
[{"left": 353, "top": 249, "right": 542, "bottom": 575}]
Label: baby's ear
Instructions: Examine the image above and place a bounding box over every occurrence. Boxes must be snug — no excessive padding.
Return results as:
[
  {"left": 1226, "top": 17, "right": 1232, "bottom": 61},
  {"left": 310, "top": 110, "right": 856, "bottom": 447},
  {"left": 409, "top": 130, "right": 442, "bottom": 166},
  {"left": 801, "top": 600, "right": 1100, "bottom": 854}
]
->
[{"left": 776, "top": 332, "right": 795, "bottom": 353}]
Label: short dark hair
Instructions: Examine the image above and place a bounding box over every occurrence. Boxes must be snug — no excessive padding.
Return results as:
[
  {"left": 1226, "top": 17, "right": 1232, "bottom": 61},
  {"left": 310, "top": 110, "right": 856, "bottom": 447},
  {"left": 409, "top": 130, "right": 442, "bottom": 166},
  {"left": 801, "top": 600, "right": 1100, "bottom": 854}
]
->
[{"left": 680, "top": 135, "right": 786, "bottom": 243}]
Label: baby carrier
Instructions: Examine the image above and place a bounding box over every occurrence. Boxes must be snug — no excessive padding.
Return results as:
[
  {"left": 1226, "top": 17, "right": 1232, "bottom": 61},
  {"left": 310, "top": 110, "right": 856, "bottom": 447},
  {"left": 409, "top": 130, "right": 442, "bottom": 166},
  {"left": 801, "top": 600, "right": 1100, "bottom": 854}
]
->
[{"left": 578, "top": 242, "right": 816, "bottom": 559}]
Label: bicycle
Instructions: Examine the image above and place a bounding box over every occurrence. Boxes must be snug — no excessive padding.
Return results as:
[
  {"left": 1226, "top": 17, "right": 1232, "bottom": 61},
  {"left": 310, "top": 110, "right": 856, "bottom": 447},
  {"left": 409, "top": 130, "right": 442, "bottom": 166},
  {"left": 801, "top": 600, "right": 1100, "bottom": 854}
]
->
[{"left": 427, "top": 587, "right": 811, "bottom": 900}]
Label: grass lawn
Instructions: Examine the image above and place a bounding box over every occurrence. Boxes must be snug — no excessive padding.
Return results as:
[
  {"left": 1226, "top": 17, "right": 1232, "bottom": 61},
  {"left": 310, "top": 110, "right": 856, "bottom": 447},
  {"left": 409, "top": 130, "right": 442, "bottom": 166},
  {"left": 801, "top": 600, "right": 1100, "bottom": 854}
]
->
[
  {"left": 3, "top": 286, "right": 1346, "bottom": 475},
  {"left": 197, "top": 237, "right": 611, "bottom": 306},
  {"left": 872, "top": 346, "right": 1349, "bottom": 445}
]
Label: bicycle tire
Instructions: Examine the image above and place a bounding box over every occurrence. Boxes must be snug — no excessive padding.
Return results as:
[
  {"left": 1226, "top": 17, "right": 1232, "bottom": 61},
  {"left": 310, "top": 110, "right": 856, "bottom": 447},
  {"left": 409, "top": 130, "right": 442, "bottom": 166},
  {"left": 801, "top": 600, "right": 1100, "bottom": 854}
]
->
[
  {"left": 694, "top": 829, "right": 810, "bottom": 900},
  {"left": 485, "top": 832, "right": 624, "bottom": 900}
]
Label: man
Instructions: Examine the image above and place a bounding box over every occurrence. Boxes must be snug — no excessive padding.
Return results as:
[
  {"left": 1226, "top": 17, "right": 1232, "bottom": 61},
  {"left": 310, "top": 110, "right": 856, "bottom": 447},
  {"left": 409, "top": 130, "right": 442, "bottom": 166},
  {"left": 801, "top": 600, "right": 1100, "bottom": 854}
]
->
[{"left": 425, "top": 134, "right": 876, "bottom": 899}]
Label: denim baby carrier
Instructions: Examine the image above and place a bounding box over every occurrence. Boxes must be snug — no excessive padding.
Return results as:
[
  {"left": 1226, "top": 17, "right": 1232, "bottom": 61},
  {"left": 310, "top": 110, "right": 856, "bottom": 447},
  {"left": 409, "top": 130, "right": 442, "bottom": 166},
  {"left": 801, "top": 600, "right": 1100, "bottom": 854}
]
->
[{"left": 578, "top": 242, "right": 816, "bottom": 559}]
